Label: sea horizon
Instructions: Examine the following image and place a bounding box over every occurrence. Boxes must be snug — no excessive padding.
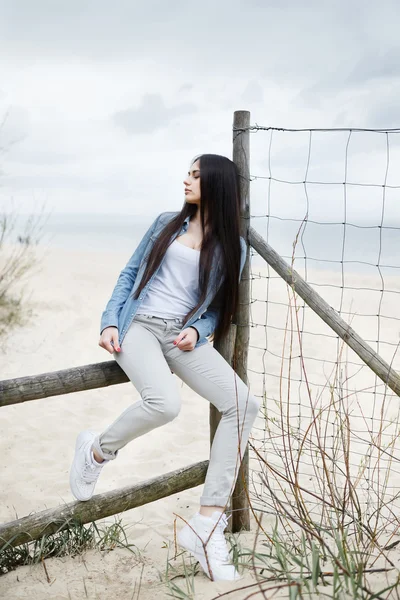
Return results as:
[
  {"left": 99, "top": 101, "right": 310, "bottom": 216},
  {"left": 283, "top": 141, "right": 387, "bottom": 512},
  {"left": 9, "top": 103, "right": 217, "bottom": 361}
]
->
[{"left": 7, "top": 211, "right": 400, "bottom": 275}]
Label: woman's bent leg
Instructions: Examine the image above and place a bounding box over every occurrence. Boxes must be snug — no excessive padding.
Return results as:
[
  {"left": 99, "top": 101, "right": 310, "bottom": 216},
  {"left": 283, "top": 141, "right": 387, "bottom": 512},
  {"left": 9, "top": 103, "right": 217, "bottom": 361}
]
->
[
  {"left": 93, "top": 320, "right": 182, "bottom": 461},
  {"left": 165, "top": 341, "right": 261, "bottom": 508}
]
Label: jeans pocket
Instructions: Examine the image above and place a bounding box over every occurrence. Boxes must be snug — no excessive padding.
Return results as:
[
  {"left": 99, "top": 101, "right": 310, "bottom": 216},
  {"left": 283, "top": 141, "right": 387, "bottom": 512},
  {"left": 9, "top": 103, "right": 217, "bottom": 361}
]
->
[{"left": 133, "top": 313, "right": 150, "bottom": 321}]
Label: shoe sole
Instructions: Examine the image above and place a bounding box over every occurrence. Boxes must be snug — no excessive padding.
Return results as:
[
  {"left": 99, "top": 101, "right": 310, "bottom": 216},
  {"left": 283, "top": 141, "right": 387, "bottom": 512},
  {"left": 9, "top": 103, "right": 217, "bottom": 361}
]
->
[{"left": 69, "top": 431, "right": 96, "bottom": 502}]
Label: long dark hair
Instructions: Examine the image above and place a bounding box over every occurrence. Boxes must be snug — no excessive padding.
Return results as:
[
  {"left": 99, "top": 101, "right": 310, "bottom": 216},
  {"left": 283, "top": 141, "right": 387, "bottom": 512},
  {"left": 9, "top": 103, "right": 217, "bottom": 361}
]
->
[{"left": 132, "top": 153, "right": 242, "bottom": 343}]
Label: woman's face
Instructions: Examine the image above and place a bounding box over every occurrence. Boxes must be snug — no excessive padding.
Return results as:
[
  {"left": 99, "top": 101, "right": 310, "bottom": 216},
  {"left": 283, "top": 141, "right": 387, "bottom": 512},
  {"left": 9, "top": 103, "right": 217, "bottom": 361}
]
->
[{"left": 183, "top": 160, "right": 201, "bottom": 205}]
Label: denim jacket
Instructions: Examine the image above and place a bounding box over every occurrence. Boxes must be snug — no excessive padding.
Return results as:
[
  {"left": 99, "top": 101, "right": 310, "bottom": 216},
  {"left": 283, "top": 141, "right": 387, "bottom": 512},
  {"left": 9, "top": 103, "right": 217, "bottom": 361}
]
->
[{"left": 100, "top": 211, "right": 247, "bottom": 348}]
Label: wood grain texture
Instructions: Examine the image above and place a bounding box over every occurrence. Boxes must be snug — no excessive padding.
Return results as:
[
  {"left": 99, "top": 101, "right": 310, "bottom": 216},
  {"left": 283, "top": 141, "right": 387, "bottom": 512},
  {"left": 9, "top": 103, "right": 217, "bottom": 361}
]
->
[
  {"left": 231, "top": 110, "right": 251, "bottom": 532},
  {"left": 0, "top": 361, "right": 128, "bottom": 407}
]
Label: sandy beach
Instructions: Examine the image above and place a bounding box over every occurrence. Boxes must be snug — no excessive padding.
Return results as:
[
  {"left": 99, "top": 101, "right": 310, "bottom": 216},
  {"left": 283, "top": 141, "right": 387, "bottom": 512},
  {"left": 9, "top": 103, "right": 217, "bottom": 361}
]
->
[{"left": 1, "top": 244, "right": 400, "bottom": 598}]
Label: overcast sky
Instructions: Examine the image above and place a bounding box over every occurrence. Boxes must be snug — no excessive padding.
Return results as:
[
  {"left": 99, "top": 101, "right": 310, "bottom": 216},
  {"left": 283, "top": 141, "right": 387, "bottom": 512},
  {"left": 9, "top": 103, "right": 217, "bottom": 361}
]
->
[{"left": 1, "top": 0, "right": 400, "bottom": 220}]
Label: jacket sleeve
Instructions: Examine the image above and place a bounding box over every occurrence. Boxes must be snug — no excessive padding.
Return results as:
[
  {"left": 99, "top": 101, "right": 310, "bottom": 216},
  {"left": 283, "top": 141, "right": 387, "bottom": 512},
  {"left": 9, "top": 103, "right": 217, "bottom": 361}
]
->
[
  {"left": 100, "top": 213, "right": 163, "bottom": 334},
  {"left": 190, "top": 236, "right": 247, "bottom": 341}
]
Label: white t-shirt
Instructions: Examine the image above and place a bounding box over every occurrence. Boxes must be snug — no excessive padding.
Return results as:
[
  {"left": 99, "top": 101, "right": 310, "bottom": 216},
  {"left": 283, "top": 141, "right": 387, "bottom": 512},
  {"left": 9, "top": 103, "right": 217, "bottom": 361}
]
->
[{"left": 136, "top": 238, "right": 201, "bottom": 319}]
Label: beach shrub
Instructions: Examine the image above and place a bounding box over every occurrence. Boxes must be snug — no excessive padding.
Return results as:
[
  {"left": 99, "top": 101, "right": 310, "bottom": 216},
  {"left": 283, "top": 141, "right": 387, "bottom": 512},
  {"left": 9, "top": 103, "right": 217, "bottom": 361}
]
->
[{"left": 0, "top": 208, "right": 45, "bottom": 337}]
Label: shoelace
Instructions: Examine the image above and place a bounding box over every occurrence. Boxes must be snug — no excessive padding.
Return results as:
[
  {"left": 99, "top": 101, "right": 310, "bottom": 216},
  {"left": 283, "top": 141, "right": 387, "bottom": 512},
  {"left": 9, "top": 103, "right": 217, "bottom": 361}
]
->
[{"left": 82, "top": 460, "right": 103, "bottom": 483}]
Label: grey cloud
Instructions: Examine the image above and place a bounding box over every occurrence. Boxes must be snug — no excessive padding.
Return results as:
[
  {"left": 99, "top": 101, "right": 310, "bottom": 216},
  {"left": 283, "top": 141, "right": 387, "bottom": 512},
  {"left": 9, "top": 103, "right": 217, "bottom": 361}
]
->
[
  {"left": 361, "top": 88, "right": 400, "bottom": 132},
  {"left": 112, "top": 94, "right": 197, "bottom": 134},
  {"left": 8, "top": 148, "right": 77, "bottom": 166},
  {"left": 178, "top": 83, "right": 194, "bottom": 93},
  {"left": 367, "top": 102, "right": 400, "bottom": 129},
  {"left": 3, "top": 0, "right": 400, "bottom": 217},
  {"left": 0, "top": 0, "right": 186, "bottom": 63},
  {"left": 296, "top": 45, "right": 400, "bottom": 108},
  {"left": 347, "top": 47, "right": 400, "bottom": 85},
  {"left": 0, "top": 106, "right": 30, "bottom": 152},
  {"left": 241, "top": 80, "right": 264, "bottom": 104},
  {"left": 328, "top": 80, "right": 400, "bottom": 134},
  {"left": 1, "top": 0, "right": 399, "bottom": 101},
  {"left": 0, "top": 0, "right": 377, "bottom": 81}
]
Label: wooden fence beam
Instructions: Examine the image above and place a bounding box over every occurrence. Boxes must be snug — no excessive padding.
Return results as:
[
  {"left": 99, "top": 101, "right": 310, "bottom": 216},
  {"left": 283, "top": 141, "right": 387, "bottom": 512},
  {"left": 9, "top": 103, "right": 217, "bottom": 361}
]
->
[
  {"left": 0, "top": 460, "right": 208, "bottom": 548},
  {"left": 0, "top": 361, "right": 128, "bottom": 408},
  {"left": 231, "top": 109, "right": 251, "bottom": 532},
  {"left": 249, "top": 225, "right": 400, "bottom": 397}
]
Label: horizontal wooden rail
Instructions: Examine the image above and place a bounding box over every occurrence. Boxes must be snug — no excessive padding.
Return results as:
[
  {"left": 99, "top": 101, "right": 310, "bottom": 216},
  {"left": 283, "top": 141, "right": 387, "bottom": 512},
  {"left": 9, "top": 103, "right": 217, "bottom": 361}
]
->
[
  {"left": 0, "top": 460, "right": 208, "bottom": 548},
  {"left": 249, "top": 226, "right": 400, "bottom": 397},
  {"left": 0, "top": 361, "right": 128, "bottom": 407}
]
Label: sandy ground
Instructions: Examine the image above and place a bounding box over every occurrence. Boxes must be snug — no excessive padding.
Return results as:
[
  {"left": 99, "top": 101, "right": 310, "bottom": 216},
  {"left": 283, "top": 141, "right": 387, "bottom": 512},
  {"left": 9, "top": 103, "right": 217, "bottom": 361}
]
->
[{"left": 1, "top": 244, "right": 400, "bottom": 599}]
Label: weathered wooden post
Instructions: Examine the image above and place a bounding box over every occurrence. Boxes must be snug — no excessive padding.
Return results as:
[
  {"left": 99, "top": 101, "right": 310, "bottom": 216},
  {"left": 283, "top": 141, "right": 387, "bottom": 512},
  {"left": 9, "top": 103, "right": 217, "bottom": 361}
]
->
[
  {"left": 210, "top": 110, "right": 251, "bottom": 533},
  {"left": 231, "top": 110, "right": 251, "bottom": 532}
]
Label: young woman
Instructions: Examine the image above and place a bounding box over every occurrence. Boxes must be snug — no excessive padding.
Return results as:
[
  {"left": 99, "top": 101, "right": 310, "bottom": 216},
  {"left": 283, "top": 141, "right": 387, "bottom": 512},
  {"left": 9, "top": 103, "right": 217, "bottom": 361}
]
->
[{"left": 69, "top": 153, "right": 261, "bottom": 582}]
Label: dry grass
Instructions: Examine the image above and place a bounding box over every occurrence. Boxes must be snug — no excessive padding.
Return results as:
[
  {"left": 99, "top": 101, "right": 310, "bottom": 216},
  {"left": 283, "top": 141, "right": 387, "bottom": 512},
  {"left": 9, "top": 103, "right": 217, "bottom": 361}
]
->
[{"left": 0, "top": 207, "right": 47, "bottom": 337}]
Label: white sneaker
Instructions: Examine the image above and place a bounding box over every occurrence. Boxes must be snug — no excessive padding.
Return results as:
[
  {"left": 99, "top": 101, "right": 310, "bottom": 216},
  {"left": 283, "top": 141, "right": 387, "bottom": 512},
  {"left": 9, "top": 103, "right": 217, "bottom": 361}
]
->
[
  {"left": 177, "top": 511, "right": 243, "bottom": 582},
  {"left": 69, "top": 430, "right": 106, "bottom": 501}
]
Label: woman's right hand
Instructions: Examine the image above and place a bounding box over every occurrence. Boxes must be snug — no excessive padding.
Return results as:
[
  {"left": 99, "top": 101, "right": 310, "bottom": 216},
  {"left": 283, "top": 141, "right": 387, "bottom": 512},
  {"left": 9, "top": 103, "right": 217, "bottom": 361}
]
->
[{"left": 99, "top": 326, "right": 121, "bottom": 354}]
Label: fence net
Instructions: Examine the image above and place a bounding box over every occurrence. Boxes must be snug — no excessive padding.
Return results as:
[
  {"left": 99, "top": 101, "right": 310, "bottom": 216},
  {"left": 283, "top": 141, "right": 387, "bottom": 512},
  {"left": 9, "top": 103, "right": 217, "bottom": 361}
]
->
[{"left": 245, "top": 126, "right": 400, "bottom": 549}]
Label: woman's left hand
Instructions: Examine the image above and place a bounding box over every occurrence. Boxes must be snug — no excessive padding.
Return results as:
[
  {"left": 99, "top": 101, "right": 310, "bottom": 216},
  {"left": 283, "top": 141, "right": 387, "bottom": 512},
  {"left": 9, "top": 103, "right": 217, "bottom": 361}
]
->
[{"left": 173, "top": 327, "right": 199, "bottom": 351}]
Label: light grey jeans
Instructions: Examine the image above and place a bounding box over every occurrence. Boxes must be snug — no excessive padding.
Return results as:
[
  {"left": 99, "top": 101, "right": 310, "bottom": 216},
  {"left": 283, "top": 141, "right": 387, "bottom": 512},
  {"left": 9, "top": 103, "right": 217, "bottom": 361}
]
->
[{"left": 92, "top": 313, "right": 261, "bottom": 507}]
